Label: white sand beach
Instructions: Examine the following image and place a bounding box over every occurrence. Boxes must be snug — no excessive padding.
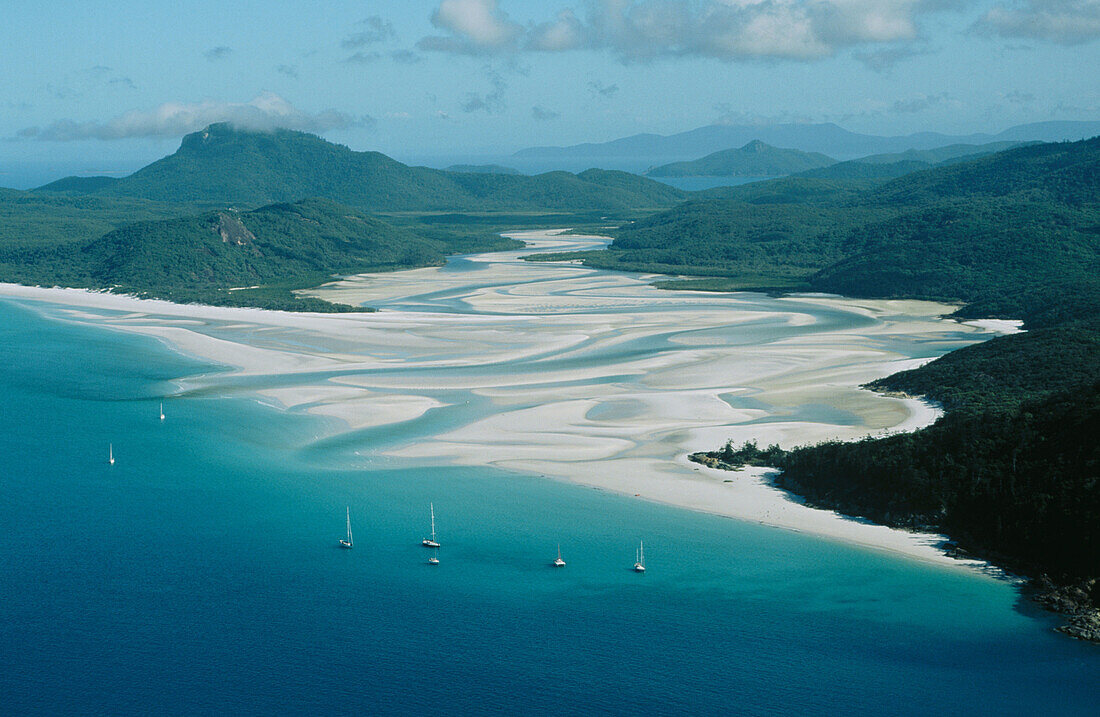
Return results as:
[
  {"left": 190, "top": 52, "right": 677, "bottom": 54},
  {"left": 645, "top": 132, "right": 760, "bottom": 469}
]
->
[{"left": 0, "top": 229, "right": 1022, "bottom": 572}]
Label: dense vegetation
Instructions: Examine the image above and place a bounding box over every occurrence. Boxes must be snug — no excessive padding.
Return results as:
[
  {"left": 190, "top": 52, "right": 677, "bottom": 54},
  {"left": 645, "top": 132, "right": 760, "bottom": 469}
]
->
[
  {"left": 444, "top": 164, "right": 521, "bottom": 175},
  {"left": 0, "top": 196, "right": 521, "bottom": 311},
  {"left": 645, "top": 140, "right": 835, "bottom": 177},
  {"left": 542, "top": 139, "right": 1100, "bottom": 314},
  {"left": 2, "top": 122, "right": 680, "bottom": 310},
  {"left": 39, "top": 123, "right": 685, "bottom": 213},
  {"left": 796, "top": 141, "right": 1028, "bottom": 180},
  {"left": 583, "top": 138, "right": 1100, "bottom": 611}
]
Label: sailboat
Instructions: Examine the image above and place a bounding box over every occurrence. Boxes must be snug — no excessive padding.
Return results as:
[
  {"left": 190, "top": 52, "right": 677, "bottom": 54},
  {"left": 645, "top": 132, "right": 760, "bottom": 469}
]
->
[
  {"left": 633, "top": 541, "right": 646, "bottom": 573},
  {"left": 428, "top": 551, "right": 440, "bottom": 566},
  {"left": 340, "top": 506, "right": 354, "bottom": 549},
  {"left": 108, "top": 443, "right": 115, "bottom": 466},
  {"left": 553, "top": 544, "right": 566, "bottom": 567},
  {"left": 421, "top": 503, "right": 441, "bottom": 548},
  {"left": 159, "top": 403, "right": 165, "bottom": 421}
]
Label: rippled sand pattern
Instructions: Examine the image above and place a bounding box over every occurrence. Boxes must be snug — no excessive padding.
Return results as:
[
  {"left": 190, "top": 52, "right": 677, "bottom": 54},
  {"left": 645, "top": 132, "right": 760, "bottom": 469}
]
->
[{"left": 0, "top": 230, "right": 1014, "bottom": 566}]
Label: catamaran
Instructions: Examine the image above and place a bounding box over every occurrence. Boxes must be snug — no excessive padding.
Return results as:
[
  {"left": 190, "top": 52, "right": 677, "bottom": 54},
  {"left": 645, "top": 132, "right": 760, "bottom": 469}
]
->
[
  {"left": 421, "top": 503, "right": 441, "bottom": 548},
  {"left": 553, "top": 544, "right": 566, "bottom": 567},
  {"left": 108, "top": 443, "right": 115, "bottom": 466},
  {"left": 159, "top": 403, "right": 165, "bottom": 421},
  {"left": 633, "top": 541, "right": 646, "bottom": 573},
  {"left": 340, "top": 506, "right": 354, "bottom": 549}
]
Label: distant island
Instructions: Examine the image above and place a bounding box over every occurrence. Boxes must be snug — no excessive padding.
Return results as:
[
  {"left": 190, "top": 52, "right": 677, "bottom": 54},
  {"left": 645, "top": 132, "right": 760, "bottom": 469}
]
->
[
  {"left": 645, "top": 140, "right": 835, "bottom": 178},
  {"left": 513, "top": 119, "right": 1100, "bottom": 169}
]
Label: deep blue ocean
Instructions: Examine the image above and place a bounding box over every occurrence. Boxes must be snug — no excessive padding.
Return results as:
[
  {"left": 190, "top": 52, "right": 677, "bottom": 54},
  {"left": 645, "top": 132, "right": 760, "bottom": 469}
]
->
[{"left": 0, "top": 298, "right": 1097, "bottom": 715}]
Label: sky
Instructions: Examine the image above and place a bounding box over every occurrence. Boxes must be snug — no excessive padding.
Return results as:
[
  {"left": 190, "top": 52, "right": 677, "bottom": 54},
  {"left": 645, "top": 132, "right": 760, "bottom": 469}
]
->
[{"left": 1, "top": 0, "right": 1099, "bottom": 184}]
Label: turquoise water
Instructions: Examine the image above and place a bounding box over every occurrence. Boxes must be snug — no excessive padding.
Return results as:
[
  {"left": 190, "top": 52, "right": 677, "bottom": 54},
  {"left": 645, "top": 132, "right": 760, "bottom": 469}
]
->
[{"left": 0, "top": 298, "right": 1097, "bottom": 715}]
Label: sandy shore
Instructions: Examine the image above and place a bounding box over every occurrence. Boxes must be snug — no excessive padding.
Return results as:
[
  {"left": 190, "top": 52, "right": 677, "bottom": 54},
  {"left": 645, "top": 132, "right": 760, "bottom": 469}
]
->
[{"left": 0, "top": 229, "right": 1021, "bottom": 572}]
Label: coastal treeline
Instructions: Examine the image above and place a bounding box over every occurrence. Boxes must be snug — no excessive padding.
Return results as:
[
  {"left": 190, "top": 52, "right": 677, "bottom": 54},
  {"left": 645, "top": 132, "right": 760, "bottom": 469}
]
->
[
  {"left": 629, "top": 138, "right": 1100, "bottom": 621},
  {"left": 0, "top": 196, "right": 521, "bottom": 311}
]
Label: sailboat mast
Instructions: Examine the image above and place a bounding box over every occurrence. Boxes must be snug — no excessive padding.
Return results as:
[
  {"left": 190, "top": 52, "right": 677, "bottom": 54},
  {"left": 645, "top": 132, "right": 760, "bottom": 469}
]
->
[
  {"left": 430, "top": 502, "right": 436, "bottom": 541},
  {"left": 346, "top": 506, "right": 352, "bottom": 544}
]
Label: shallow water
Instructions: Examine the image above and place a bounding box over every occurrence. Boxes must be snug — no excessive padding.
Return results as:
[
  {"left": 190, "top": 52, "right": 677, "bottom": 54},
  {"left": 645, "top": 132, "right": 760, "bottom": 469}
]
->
[{"left": 1, "top": 242, "right": 1097, "bottom": 714}]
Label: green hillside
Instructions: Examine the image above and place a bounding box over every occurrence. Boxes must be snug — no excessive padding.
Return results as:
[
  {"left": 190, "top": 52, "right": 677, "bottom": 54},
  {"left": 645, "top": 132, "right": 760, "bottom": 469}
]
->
[
  {"left": 551, "top": 137, "right": 1100, "bottom": 606},
  {"left": 796, "top": 141, "right": 1031, "bottom": 181},
  {"left": 547, "top": 138, "right": 1100, "bottom": 309},
  {"left": 645, "top": 140, "right": 835, "bottom": 177},
  {"left": 794, "top": 160, "right": 931, "bottom": 181},
  {"left": 0, "top": 190, "right": 196, "bottom": 245},
  {"left": 445, "top": 164, "right": 521, "bottom": 175},
  {"left": 43, "top": 123, "right": 685, "bottom": 213},
  {"left": 854, "top": 141, "right": 1027, "bottom": 165},
  {"left": 33, "top": 175, "right": 122, "bottom": 194},
  {"left": 0, "top": 196, "right": 521, "bottom": 312}
]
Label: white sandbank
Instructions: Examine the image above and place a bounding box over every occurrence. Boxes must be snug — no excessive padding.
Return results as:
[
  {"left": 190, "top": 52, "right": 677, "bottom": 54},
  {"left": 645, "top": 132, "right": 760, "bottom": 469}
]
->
[{"left": 0, "top": 229, "right": 1015, "bottom": 574}]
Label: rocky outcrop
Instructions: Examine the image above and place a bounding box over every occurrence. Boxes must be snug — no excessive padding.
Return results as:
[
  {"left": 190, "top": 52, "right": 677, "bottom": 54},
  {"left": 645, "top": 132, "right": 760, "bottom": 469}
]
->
[{"left": 1032, "top": 578, "right": 1100, "bottom": 643}]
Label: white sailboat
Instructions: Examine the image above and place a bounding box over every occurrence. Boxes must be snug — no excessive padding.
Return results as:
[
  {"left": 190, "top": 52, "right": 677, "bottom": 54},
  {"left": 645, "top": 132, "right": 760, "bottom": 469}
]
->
[
  {"left": 553, "top": 543, "right": 566, "bottom": 567},
  {"left": 633, "top": 540, "right": 646, "bottom": 573},
  {"left": 428, "top": 552, "right": 440, "bottom": 565},
  {"left": 108, "top": 443, "right": 115, "bottom": 465},
  {"left": 421, "top": 503, "right": 441, "bottom": 548},
  {"left": 159, "top": 402, "right": 165, "bottom": 421},
  {"left": 340, "top": 506, "right": 354, "bottom": 549}
]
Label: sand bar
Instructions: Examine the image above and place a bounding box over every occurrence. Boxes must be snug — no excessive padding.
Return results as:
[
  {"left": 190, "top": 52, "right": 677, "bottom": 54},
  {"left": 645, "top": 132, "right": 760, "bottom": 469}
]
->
[{"left": 0, "top": 230, "right": 1021, "bottom": 572}]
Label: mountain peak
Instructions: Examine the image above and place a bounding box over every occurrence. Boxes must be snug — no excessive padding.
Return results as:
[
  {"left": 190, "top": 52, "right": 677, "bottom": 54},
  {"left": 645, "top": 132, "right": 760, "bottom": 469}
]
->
[{"left": 646, "top": 142, "right": 836, "bottom": 178}]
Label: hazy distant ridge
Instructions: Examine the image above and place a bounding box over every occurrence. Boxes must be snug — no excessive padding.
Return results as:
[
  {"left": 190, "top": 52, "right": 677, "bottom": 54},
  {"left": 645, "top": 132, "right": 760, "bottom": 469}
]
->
[
  {"left": 645, "top": 141, "right": 835, "bottom": 177},
  {"left": 516, "top": 120, "right": 1100, "bottom": 162}
]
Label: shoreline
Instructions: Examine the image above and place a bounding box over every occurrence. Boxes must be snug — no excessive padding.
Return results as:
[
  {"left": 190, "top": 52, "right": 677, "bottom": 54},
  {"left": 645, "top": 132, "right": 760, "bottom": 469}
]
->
[{"left": 0, "top": 233, "right": 1019, "bottom": 576}]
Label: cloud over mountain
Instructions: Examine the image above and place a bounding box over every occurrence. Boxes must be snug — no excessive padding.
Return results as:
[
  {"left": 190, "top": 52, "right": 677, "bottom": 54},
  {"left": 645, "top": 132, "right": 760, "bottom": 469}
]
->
[{"left": 17, "top": 93, "right": 367, "bottom": 141}]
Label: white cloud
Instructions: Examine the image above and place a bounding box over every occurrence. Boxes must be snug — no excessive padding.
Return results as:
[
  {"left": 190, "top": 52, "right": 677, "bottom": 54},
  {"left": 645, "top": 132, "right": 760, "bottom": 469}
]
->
[
  {"left": 17, "top": 93, "right": 368, "bottom": 141},
  {"left": 418, "top": 0, "right": 523, "bottom": 54},
  {"left": 974, "top": 0, "right": 1100, "bottom": 44},
  {"left": 419, "top": 0, "right": 956, "bottom": 61},
  {"left": 527, "top": 9, "right": 590, "bottom": 51}
]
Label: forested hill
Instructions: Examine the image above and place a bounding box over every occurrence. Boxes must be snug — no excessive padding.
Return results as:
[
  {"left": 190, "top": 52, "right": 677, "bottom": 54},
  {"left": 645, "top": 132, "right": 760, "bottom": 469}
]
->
[
  {"left": 543, "top": 137, "right": 1100, "bottom": 324},
  {"left": 644, "top": 141, "right": 835, "bottom": 177},
  {"left": 796, "top": 141, "right": 1028, "bottom": 181},
  {"left": 547, "top": 137, "right": 1100, "bottom": 618},
  {"left": 35, "top": 123, "right": 685, "bottom": 213},
  {"left": 0, "top": 197, "right": 521, "bottom": 312}
]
